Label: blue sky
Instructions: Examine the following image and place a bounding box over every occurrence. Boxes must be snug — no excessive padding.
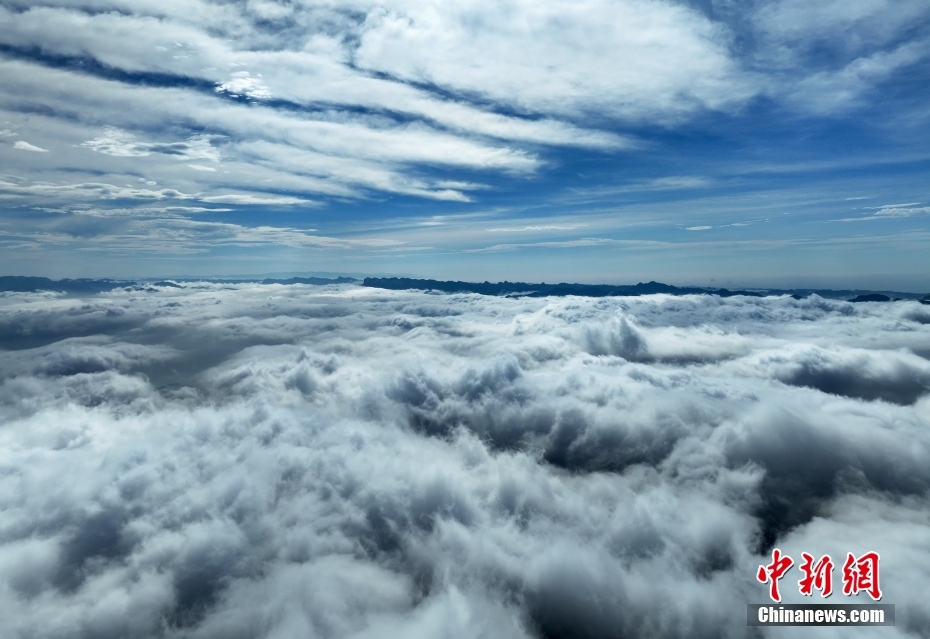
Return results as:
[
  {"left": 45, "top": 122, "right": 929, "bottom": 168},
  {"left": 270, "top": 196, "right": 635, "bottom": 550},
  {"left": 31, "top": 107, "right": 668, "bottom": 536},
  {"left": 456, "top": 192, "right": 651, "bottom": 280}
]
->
[{"left": 1, "top": 0, "right": 928, "bottom": 289}]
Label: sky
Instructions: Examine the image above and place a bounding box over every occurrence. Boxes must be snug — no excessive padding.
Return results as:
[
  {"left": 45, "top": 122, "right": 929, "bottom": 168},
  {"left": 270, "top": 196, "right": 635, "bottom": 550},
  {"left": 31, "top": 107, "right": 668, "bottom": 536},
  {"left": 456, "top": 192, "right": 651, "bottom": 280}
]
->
[
  {"left": 1, "top": 0, "right": 929, "bottom": 289},
  {"left": 2, "top": 283, "right": 929, "bottom": 638}
]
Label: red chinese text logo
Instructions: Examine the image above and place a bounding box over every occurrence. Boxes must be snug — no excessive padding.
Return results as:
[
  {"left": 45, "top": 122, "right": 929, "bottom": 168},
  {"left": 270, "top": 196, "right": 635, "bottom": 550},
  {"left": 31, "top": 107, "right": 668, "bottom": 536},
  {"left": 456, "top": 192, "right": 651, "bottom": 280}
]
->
[
  {"left": 757, "top": 548, "right": 794, "bottom": 603},
  {"left": 798, "top": 552, "right": 834, "bottom": 597},
  {"left": 842, "top": 551, "right": 882, "bottom": 601},
  {"left": 757, "top": 550, "right": 882, "bottom": 602}
]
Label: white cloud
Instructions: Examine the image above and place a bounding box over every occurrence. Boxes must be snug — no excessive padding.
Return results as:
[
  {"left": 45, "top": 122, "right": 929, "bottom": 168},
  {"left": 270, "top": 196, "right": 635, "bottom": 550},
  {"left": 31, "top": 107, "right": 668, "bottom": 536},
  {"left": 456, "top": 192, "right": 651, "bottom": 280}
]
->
[
  {"left": 0, "top": 286, "right": 928, "bottom": 637},
  {"left": 833, "top": 203, "right": 930, "bottom": 222},
  {"left": 0, "top": 56, "right": 542, "bottom": 202},
  {"left": 198, "top": 193, "right": 312, "bottom": 206},
  {"left": 754, "top": 0, "right": 930, "bottom": 47},
  {"left": 1, "top": 0, "right": 924, "bottom": 214},
  {"left": 215, "top": 71, "right": 272, "bottom": 100},
  {"left": 354, "top": 0, "right": 754, "bottom": 121},
  {"left": 13, "top": 140, "right": 49, "bottom": 153},
  {"left": 870, "top": 205, "right": 930, "bottom": 218},
  {"left": 647, "top": 176, "right": 711, "bottom": 190},
  {"left": 486, "top": 225, "right": 587, "bottom": 233},
  {"left": 464, "top": 237, "right": 630, "bottom": 253},
  {"left": 0, "top": 177, "right": 314, "bottom": 209},
  {"left": 0, "top": 202, "right": 396, "bottom": 253},
  {"left": 564, "top": 176, "right": 713, "bottom": 204},
  {"left": 0, "top": 0, "right": 927, "bottom": 289},
  {"left": 245, "top": 0, "right": 293, "bottom": 22},
  {"left": 233, "top": 139, "right": 500, "bottom": 201},
  {"left": 80, "top": 127, "right": 151, "bottom": 157},
  {"left": 0, "top": 3, "right": 635, "bottom": 151},
  {"left": 0, "top": 177, "right": 190, "bottom": 201},
  {"left": 786, "top": 40, "right": 930, "bottom": 113},
  {"left": 864, "top": 202, "right": 921, "bottom": 209},
  {"left": 749, "top": 0, "right": 930, "bottom": 112},
  {"left": 82, "top": 127, "right": 221, "bottom": 162}
]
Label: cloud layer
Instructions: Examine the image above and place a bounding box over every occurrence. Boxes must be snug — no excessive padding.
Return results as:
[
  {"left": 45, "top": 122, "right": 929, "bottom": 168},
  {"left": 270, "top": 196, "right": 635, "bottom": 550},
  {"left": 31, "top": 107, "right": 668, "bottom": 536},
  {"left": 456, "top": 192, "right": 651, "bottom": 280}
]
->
[
  {"left": 2, "top": 0, "right": 927, "bottom": 207},
  {"left": 1, "top": 1, "right": 929, "bottom": 284},
  {"left": 1, "top": 284, "right": 929, "bottom": 638}
]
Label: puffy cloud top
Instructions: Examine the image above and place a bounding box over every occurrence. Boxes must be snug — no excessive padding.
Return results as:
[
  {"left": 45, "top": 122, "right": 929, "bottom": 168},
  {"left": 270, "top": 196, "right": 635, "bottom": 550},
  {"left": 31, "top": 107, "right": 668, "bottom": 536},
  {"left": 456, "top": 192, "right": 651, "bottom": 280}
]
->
[{"left": 1, "top": 283, "right": 929, "bottom": 638}]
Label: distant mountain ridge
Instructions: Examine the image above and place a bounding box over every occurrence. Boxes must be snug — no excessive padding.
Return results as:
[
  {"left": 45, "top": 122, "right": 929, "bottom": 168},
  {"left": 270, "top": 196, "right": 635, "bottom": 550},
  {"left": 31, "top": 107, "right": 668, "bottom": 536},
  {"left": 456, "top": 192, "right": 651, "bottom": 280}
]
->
[
  {"left": 363, "top": 277, "right": 930, "bottom": 303},
  {"left": 1, "top": 275, "right": 927, "bottom": 303},
  {"left": 0, "top": 275, "right": 355, "bottom": 293},
  {"left": 0, "top": 276, "right": 135, "bottom": 294},
  {"left": 364, "top": 277, "right": 765, "bottom": 298}
]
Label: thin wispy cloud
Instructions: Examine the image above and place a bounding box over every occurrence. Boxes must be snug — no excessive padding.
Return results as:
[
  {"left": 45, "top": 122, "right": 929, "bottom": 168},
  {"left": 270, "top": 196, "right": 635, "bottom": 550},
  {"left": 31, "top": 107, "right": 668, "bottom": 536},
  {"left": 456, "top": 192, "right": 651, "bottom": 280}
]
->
[
  {"left": 13, "top": 140, "right": 49, "bottom": 153},
  {"left": 82, "top": 128, "right": 221, "bottom": 162},
  {"left": 832, "top": 203, "right": 930, "bottom": 222},
  {"left": 485, "top": 225, "right": 588, "bottom": 233}
]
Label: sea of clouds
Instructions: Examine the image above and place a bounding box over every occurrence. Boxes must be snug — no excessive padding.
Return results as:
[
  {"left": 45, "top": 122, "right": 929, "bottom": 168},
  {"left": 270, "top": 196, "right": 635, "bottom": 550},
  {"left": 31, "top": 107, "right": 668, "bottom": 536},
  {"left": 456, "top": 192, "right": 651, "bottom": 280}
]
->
[{"left": 1, "top": 282, "right": 929, "bottom": 639}]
